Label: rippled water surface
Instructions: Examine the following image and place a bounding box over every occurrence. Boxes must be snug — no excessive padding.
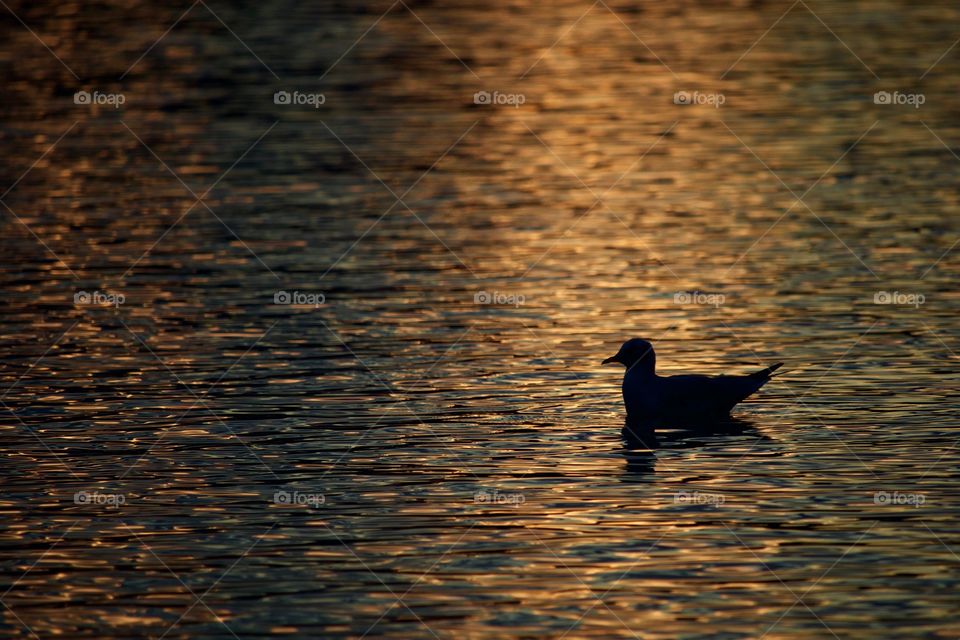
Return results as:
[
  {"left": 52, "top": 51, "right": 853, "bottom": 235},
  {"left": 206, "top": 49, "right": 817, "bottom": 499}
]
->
[{"left": 3, "top": 1, "right": 960, "bottom": 637}]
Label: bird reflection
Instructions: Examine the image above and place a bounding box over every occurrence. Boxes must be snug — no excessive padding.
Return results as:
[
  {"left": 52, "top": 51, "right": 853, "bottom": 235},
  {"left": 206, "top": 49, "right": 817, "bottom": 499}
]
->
[{"left": 620, "top": 417, "right": 774, "bottom": 477}]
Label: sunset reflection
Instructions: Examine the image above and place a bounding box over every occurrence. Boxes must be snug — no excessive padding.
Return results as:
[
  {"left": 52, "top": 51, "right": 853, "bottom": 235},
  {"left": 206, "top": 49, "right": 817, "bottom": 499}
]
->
[{"left": 2, "top": 1, "right": 960, "bottom": 638}]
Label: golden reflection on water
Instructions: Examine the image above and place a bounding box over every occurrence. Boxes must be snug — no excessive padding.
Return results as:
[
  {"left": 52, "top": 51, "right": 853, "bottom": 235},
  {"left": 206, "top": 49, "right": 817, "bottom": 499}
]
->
[{"left": 2, "top": 0, "right": 960, "bottom": 638}]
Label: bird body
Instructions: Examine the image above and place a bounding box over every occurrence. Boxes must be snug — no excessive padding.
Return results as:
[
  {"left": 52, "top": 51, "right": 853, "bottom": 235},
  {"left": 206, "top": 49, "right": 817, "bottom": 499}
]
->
[{"left": 603, "top": 338, "right": 781, "bottom": 429}]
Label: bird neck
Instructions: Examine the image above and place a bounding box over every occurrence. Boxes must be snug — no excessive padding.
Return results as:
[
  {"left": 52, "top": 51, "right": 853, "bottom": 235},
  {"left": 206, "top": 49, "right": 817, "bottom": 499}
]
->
[{"left": 626, "top": 357, "right": 656, "bottom": 377}]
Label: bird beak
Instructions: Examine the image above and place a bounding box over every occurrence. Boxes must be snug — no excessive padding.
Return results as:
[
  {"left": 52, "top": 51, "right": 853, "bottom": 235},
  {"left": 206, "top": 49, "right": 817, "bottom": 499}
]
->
[{"left": 602, "top": 355, "right": 619, "bottom": 365}]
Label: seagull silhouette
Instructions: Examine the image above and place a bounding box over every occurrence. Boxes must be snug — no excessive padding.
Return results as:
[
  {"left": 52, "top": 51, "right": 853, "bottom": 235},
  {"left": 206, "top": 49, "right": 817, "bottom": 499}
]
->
[{"left": 603, "top": 338, "right": 781, "bottom": 433}]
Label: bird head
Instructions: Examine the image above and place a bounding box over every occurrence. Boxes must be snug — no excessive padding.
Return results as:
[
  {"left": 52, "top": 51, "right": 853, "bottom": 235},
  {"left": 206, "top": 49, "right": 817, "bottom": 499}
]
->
[{"left": 602, "top": 338, "right": 656, "bottom": 371}]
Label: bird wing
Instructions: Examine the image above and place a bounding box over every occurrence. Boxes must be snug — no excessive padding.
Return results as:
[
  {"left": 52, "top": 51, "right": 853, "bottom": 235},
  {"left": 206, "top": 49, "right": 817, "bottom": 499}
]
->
[
  {"left": 659, "top": 375, "right": 738, "bottom": 416},
  {"left": 662, "top": 367, "right": 780, "bottom": 416},
  {"left": 712, "top": 364, "right": 781, "bottom": 411}
]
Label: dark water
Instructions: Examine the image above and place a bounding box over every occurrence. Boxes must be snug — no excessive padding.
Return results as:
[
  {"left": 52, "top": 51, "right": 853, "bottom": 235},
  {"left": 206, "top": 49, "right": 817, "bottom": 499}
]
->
[{"left": 2, "top": 1, "right": 960, "bottom": 637}]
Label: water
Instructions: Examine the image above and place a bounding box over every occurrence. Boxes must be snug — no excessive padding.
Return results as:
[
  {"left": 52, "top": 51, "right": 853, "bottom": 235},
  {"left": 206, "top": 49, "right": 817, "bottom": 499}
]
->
[{"left": 2, "top": 1, "right": 960, "bottom": 637}]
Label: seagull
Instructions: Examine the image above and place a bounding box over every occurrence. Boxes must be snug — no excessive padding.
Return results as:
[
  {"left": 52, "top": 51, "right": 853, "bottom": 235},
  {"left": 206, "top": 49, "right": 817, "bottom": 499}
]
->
[{"left": 603, "top": 338, "right": 781, "bottom": 432}]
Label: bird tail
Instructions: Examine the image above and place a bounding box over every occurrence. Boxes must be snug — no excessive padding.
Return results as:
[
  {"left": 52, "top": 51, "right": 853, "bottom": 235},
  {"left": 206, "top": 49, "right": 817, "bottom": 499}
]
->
[{"left": 750, "top": 362, "right": 783, "bottom": 379}]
